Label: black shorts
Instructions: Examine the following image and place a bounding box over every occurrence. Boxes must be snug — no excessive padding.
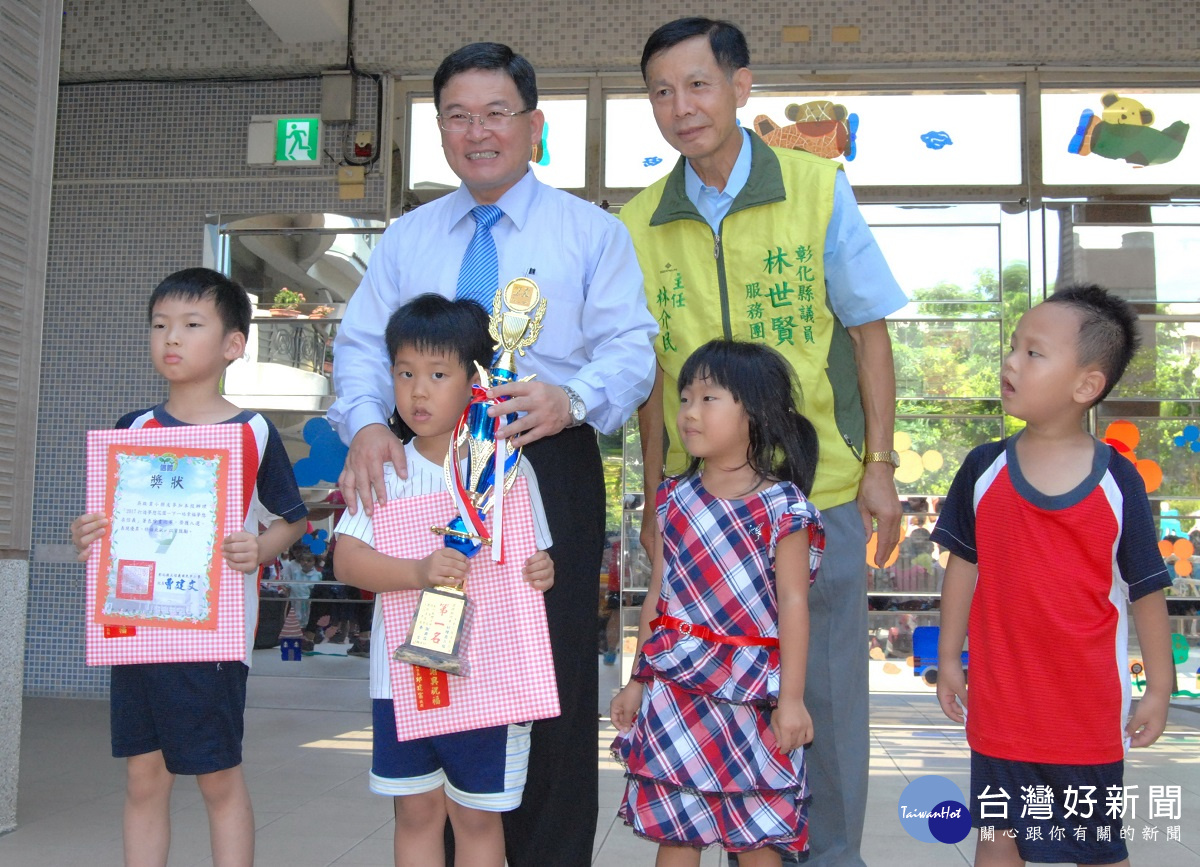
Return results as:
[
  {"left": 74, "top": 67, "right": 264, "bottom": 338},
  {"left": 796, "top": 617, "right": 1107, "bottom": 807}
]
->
[
  {"left": 110, "top": 661, "right": 248, "bottom": 775},
  {"left": 971, "top": 750, "right": 1128, "bottom": 864},
  {"left": 369, "top": 699, "right": 529, "bottom": 810}
]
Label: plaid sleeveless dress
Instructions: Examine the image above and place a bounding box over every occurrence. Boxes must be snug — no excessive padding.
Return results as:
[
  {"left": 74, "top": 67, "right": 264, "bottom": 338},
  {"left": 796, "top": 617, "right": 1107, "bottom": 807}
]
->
[{"left": 612, "top": 475, "right": 824, "bottom": 853}]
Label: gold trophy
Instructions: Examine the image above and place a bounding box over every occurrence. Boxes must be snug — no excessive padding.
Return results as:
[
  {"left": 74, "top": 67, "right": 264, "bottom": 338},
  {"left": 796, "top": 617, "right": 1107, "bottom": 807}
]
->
[{"left": 394, "top": 278, "right": 547, "bottom": 677}]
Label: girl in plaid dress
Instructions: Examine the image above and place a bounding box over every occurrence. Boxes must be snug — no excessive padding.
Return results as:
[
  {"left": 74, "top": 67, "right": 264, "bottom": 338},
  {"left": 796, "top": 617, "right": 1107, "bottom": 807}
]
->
[{"left": 611, "top": 340, "right": 824, "bottom": 865}]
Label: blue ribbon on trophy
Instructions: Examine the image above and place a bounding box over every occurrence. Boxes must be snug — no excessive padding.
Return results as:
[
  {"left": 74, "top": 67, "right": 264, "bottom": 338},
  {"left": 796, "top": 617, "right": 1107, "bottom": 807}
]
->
[{"left": 394, "top": 277, "right": 547, "bottom": 677}]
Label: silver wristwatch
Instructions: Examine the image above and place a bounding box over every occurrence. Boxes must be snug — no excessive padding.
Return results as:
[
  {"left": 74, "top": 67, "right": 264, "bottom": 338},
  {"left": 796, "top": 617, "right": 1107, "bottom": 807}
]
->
[{"left": 562, "top": 385, "right": 586, "bottom": 427}]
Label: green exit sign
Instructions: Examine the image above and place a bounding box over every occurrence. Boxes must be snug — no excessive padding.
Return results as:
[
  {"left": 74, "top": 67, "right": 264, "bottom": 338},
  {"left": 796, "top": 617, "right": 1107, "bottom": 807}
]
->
[{"left": 276, "top": 118, "right": 320, "bottom": 163}]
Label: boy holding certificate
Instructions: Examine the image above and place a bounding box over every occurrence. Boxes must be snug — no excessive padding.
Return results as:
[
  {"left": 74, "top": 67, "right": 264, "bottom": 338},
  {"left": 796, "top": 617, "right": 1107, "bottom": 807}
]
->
[
  {"left": 333, "top": 294, "right": 555, "bottom": 867},
  {"left": 71, "top": 268, "right": 308, "bottom": 867}
]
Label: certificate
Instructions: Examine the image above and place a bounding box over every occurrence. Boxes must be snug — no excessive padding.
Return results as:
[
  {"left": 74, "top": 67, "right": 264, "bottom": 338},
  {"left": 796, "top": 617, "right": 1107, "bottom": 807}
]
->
[
  {"left": 85, "top": 424, "right": 247, "bottom": 666},
  {"left": 98, "top": 444, "right": 228, "bottom": 627}
]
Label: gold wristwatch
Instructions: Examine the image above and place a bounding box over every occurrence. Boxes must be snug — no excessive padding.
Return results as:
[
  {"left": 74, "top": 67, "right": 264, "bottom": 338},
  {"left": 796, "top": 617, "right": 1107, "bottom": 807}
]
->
[{"left": 863, "top": 450, "right": 901, "bottom": 469}]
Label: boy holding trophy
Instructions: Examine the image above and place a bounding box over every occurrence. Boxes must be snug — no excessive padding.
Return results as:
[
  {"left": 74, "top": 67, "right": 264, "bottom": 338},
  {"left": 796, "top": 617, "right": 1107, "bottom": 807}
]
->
[{"left": 334, "top": 293, "right": 554, "bottom": 866}]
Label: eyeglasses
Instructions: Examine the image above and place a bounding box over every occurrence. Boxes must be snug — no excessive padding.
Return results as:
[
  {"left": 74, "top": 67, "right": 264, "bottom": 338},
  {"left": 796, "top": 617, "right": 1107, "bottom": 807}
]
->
[{"left": 437, "top": 108, "right": 532, "bottom": 132}]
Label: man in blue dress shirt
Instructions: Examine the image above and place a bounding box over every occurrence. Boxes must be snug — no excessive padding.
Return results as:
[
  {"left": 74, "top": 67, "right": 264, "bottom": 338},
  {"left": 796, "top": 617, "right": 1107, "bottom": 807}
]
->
[{"left": 330, "top": 42, "right": 657, "bottom": 867}]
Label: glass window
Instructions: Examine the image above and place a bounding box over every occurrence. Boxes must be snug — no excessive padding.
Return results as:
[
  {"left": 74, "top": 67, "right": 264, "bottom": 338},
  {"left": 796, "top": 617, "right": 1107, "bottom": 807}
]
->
[
  {"left": 1111, "top": 315, "right": 1200, "bottom": 402},
  {"left": 409, "top": 95, "right": 587, "bottom": 191},
  {"left": 604, "top": 90, "right": 1023, "bottom": 189},
  {"left": 1041, "top": 89, "right": 1200, "bottom": 186},
  {"left": 214, "top": 214, "right": 385, "bottom": 412},
  {"left": 1047, "top": 203, "right": 1200, "bottom": 303},
  {"left": 865, "top": 204, "right": 1027, "bottom": 505},
  {"left": 529, "top": 97, "right": 587, "bottom": 189},
  {"left": 743, "top": 91, "right": 1023, "bottom": 187},
  {"left": 893, "top": 405, "right": 1006, "bottom": 484},
  {"left": 604, "top": 94, "right": 676, "bottom": 189},
  {"left": 218, "top": 214, "right": 384, "bottom": 306},
  {"left": 873, "top": 225, "right": 1002, "bottom": 308},
  {"left": 408, "top": 98, "right": 454, "bottom": 192}
]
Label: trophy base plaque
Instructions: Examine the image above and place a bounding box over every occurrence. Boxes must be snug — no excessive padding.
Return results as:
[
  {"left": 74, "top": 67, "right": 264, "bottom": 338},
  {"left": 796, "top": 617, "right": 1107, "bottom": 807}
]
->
[{"left": 393, "top": 586, "right": 474, "bottom": 676}]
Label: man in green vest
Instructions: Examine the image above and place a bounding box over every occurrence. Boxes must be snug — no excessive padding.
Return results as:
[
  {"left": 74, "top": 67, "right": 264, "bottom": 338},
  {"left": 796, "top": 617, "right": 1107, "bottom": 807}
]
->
[{"left": 622, "top": 17, "right": 907, "bottom": 866}]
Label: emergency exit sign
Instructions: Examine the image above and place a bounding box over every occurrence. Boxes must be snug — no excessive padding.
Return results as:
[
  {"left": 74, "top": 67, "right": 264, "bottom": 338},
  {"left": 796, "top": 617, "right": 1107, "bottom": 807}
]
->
[{"left": 275, "top": 117, "right": 320, "bottom": 163}]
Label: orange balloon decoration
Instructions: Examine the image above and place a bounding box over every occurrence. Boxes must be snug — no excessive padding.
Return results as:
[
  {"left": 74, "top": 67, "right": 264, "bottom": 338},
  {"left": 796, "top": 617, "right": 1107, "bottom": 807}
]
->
[
  {"left": 1172, "top": 539, "right": 1195, "bottom": 578},
  {"left": 1159, "top": 539, "right": 1176, "bottom": 558},
  {"left": 1135, "top": 459, "right": 1163, "bottom": 493},
  {"left": 1105, "top": 420, "right": 1140, "bottom": 451}
]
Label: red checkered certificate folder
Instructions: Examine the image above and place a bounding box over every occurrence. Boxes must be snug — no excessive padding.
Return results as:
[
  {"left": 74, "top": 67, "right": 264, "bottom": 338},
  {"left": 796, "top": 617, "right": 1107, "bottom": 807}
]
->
[
  {"left": 372, "top": 479, "right": 560, "bottom": 741},
  {"left": 84, "top": 425, "right": 246, "bottom": 666}
]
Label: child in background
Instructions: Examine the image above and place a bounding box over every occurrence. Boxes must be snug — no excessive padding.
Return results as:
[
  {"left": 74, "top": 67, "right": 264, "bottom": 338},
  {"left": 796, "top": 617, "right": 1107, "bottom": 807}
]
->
[
  {"left": 610, "top": 339, "right": 824, "bottom": 865},
  {"left": 291, "top": 547, "right": 321, "bottom": 629},
  {"left": 71, "top": 267, "right": 308, "bottom": 867},
  {"left": 332, "top": 294, "right": 555, "bottom": 867},
  {"left": 934, "top": 284, "right": 1173, "bottom": 866}
]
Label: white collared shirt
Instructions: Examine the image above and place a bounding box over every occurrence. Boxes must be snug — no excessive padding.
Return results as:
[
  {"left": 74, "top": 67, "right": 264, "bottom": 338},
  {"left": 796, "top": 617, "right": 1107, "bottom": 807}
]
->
[{"left": 330, "top": 170, "right": 659, "bottom": 441}]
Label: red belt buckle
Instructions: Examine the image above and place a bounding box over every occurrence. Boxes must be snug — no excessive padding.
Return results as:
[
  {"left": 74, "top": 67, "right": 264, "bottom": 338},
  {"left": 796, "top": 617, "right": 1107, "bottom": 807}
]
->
[{"left": 677, "top": 620, "right": 693, "bottom": 636}]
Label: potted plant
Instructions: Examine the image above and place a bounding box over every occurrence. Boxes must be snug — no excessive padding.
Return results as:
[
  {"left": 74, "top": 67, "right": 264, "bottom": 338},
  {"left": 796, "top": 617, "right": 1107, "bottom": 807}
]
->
[
  {"left": 309, "top": 304, "right": 334, "bottom": 319},
  {"left": 269, "top": 287, "right": 305, "bottom": 317}
]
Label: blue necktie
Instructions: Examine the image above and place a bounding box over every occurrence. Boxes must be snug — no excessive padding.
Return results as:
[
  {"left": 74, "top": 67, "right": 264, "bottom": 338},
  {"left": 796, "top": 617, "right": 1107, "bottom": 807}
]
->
[{"left": 456, "top": 204, "right": 504, "bottom": 309}]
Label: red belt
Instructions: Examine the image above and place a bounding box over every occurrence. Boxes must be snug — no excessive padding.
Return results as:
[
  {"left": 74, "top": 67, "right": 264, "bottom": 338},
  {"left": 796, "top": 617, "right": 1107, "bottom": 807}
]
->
[{"left": 651, "top": 615, "right": 779, "bottom": 648}]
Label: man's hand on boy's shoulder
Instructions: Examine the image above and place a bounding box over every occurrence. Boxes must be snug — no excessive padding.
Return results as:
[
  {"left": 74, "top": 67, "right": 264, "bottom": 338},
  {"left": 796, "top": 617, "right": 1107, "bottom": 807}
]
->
[
  {"left": 70, "top": 512, "right": 109, "bottom": 561},
  {"left": 1127, "top": 689, "right": 1169, "bottom": 748},
  {"left": 221, "top": 531, "right": 261, "bottom": 573},
  {"left": 340, "top": 423, "right": 408, "bottom": 517},
  {"left": 523, "top": 550, "right": 554, "bottom": 593}
]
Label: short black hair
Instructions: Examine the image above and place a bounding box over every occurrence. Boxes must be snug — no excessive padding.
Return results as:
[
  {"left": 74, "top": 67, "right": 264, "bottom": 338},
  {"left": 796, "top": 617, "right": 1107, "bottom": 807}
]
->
[
  {"left": 1043, "top": 283, "right": 1141, "bottom": 405},
  {"left": 384, "top": 294, "right": 493, "bottom": 374},
  {"left": 433, "top": 42, "right": 537, "bottom": 112},
  {"left": 147, "top": 267, "right": 251, "bottom": 337},
  {"left": 640, "top": 17, "right": 750, "bottom": 81}
]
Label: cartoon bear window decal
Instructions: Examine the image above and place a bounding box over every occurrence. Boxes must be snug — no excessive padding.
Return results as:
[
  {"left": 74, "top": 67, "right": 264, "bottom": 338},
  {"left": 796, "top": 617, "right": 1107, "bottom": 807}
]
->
[{"left": 1068, "top": 91, "right": 1189, "bottom": 167}]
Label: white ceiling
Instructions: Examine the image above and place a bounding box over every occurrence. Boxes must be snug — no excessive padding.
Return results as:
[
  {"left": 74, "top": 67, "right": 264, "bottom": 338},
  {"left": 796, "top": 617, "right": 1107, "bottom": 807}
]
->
[{"left": 245, "top": 0, "right": 348, "bottom": 43}]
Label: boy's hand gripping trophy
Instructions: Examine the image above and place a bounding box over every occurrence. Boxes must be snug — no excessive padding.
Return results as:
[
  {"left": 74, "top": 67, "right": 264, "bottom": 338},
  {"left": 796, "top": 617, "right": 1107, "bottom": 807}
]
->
[{"left": 393, "top": 278, "right": 547, "bottom": 677}]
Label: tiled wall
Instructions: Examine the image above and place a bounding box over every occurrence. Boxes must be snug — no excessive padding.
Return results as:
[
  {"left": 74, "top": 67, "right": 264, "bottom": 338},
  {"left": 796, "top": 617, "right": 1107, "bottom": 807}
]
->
[
  {"left": 60, "top": 0, "right": 343, "bottom": 80},
  {"left": 26, "top": 77, "right": 383, "bottom": 696},
  {"left": 60, "top": 0, "right": 1199, "bottom": 82}
]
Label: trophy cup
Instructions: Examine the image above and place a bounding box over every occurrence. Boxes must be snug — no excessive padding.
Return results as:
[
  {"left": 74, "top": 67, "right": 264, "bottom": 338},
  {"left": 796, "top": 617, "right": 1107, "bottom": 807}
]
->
[{"left": 393, "top": 278, "right": 547, "bottom": 677}]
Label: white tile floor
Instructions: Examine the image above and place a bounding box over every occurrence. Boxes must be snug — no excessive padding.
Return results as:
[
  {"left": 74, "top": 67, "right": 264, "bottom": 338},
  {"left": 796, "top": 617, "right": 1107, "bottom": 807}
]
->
[{"left": 4, "top": 655, "right": 1200, "bottom": 866}]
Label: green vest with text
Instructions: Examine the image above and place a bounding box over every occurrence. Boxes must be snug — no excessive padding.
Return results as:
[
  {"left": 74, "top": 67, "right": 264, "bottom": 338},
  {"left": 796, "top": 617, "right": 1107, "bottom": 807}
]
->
[{"left": 621, "top": 135, "right": 865, "bottom": 511}]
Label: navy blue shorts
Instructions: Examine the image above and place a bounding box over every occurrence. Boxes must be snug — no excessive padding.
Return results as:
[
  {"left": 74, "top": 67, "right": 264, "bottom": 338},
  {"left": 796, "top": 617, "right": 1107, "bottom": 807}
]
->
[
  {"left": 970, "top": 750, "right": 1128, "bottom": 864},
  {"left": 369, "top": 699, "right": 530, "bottom": 811},
  {"left": 110, "top": 661, "right": 248, "bottom": 776}
]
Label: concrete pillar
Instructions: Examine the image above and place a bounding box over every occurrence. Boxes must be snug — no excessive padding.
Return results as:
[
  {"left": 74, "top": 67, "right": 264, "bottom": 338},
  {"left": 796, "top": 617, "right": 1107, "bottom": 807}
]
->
[{"left": 0, "top": 560, "right": 28, "bottom": 833}]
